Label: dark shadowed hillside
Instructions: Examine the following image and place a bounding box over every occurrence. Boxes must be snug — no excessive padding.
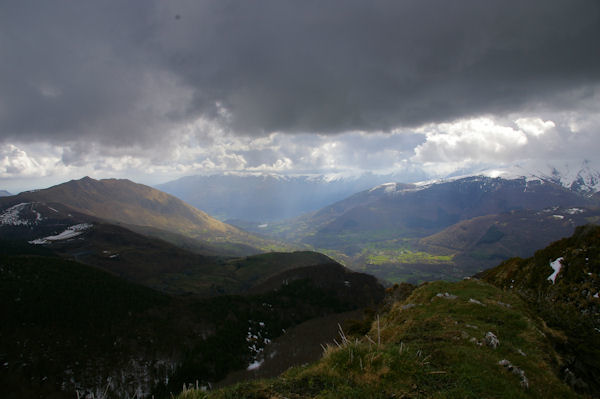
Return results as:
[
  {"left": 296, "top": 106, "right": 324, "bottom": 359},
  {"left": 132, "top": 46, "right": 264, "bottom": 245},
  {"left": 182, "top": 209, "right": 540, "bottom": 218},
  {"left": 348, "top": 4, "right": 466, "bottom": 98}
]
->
[{"left": 1, "top": 251, "right": 384, "bottom": 398}]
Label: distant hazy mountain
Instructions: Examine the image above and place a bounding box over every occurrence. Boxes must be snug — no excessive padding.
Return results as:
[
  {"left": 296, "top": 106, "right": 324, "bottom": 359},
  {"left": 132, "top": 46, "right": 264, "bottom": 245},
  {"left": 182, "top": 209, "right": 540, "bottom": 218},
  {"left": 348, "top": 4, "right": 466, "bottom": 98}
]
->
[
  {"left": 156, "top": 172, "right": 424, "bottom": 221},
  {"left": 278, "top": 176, "right": 596, "bottom": 243},
  {"left": 1, "top": 176, "right": 278, "bottom": 255},
  {"left": 0, "top": 190, "right": 11, "bottom": 197}
]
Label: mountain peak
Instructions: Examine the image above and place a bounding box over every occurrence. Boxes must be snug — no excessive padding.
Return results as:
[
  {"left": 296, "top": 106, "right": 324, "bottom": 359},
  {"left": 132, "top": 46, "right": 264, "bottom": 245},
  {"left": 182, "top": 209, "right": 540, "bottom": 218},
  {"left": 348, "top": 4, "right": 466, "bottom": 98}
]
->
[{"left": 12, "top": 176, "right": 272, "bottom": 251}]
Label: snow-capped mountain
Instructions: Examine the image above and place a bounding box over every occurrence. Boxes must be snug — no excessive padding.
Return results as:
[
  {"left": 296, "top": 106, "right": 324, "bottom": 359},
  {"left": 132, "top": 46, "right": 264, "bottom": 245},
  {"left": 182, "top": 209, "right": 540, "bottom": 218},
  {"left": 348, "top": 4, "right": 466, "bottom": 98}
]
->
[
  {"left": 431, "top": 161, "right": 600, "bottom": 197},
  {"left": 542, "top": 162, "right": 600, "bottom": 196},
  {"left": 156, "top": 163, "right": 598, "bottom": 224}
]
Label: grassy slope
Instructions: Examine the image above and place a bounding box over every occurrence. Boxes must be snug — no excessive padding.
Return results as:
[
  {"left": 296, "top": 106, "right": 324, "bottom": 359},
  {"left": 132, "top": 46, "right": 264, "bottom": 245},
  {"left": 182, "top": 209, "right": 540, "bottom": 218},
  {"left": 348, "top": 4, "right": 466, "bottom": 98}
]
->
[
  {"left": 480, "top": 224, "right": 600, "bottom": 393},
  {"left": 177, "top": 279, "right": 579, "bottom": 399}
]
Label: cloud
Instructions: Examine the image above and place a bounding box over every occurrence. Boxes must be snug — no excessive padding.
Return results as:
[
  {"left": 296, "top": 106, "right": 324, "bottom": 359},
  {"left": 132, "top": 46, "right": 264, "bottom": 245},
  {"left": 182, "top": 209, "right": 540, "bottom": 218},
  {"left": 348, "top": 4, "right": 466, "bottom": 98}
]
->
[
  {"left": 1, "top": 1, "right": 600, "bottom": 191},
  {"left": 0, "top": 0, "right": 598, "bottom": 152},
  {"left": 153, "top": 0, "right": 600, "bottom": 135},
  {"left": 0, "top": 144, "right": 61, "bottom": 178},
  {"left": 413, "top": 117, "right": 530, "bottom": 163},
  {"left": 514, "top": 118, "right": 555, "bottom": 137},
  {"left": 411, "top": 104, "right": 600, "bottom": 176}
]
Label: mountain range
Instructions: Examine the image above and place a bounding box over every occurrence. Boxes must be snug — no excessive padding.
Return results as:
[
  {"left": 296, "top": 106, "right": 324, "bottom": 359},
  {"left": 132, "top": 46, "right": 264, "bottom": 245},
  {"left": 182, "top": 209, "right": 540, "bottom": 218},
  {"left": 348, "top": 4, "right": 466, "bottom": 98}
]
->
[
  {"left": 155, "top": 162, "right": 600, "bottom": 223},
  {"left": 248, "top": 174, "right": 599, "bottom": 284},
  {"left": 2, "top": 165, "right": 600, "bottom": 398}
]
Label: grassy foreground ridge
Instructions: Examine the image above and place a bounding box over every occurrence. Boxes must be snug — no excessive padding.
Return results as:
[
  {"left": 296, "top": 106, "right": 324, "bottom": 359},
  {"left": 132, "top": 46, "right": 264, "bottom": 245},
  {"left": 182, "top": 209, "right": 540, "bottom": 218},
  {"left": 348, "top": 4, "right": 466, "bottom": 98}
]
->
[{"left": 177, "top": 279, "right": 578, "bottom": 398}]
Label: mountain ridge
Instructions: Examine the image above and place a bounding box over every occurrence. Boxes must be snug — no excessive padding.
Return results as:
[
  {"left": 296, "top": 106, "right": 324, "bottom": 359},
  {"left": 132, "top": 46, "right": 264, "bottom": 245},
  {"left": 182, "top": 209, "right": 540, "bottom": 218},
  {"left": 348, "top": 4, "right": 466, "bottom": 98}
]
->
[{"left": 4, "top": 176, "right": 282, "bottom": 255}]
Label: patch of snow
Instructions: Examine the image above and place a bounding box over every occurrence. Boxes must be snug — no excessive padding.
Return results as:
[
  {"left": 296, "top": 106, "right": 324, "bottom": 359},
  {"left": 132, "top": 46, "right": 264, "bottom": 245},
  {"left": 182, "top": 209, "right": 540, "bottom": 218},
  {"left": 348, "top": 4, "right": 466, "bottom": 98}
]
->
[
  {"left": 593, "top": 293, "right": 599, "bottom": 299},
  {"left": 29, "top": 223, "right": 93, "bottom": 245},
  {"left": 485, "top": 332, "right": 500, "bottom": 349},
  {"left": 29, "top": 238, "right": 49, "bottom": 245},
  {"left": 246, "top": 359, "right": 264, "bottom": 371},
  {"left": 552, "top": 214, "right": 564, "bottom": 220},
  {"left": 565, "top": 208, "right": 584, "bottom": 215},
  {"left": 435, "top": 292, "right": 457, "bottom": 300},
  {"left": 246, "top": 320, "right": 270, "bottom": 371},
  {"left": 48, "top": 207, "right": 59, "bottom": 213},
  {"left": 0, "top": 203, "right": 33, "bottom": 226},
  {"left": 498, "top": 359, "right": 529, "bottom": 388},
  {"left": 258, "top": 224, "right": 268, "bottom": 228},
  {"left": 469, "top": 298, "right": 485, "bottom": 306},
  {"left": 69, "top": 223, "right": 93, "bottom": 231},
  {"left": 496, "top": 301, "right": 512, "bottom": 308},
  {"left": 369, "top": 182, "right": 398, "bottom": 193},
  {"left": 548, "top": 257, "right": 564, "bottom": 284}
]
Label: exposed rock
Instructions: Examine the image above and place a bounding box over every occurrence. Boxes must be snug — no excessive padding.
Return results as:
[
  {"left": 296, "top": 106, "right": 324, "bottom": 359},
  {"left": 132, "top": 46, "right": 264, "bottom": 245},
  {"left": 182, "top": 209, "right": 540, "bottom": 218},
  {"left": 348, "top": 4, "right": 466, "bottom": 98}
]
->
[
  {"left": 499, "top": 359, "right": 529, "bottom": 389},
  {"left": 435, "top": 292, "right": 457, "bottom": 300},
  {"left": 563, "top": 368, "right": 589, "bottom": 392},
  {"left": 469, "top": 298, "right": 485, "bottom": 306},
  {"left": 495, "top": 301, "right": 512, "bottom": 308},
  {"left": 485, "top": 332, "right": 499, "bottom": 349}
]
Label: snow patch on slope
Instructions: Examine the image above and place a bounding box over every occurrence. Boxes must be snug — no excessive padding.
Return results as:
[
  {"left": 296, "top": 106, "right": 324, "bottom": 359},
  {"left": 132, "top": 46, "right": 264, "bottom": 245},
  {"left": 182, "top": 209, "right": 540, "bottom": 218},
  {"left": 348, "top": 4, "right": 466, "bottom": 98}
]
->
[
  {"left": 369, "top": 182, "right": 399, "bottom": 193},
  {"left": 0, "top": 203, "right": 40, "bottom": 226},
  {"left": 548, "top": 257, "right": 564, "bottom": 284},
  {"left": 29, "top": 223, "right": 93, "bottom": 244}
]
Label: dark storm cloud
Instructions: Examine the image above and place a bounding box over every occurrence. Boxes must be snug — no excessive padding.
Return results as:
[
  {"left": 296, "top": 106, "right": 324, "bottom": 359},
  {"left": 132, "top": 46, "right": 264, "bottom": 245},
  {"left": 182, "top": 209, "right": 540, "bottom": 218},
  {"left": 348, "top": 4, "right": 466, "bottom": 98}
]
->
[
  {"left": 1, "top": 0, "right": 599, "bottom": 146},
  {"left": 154, "top": 0, "right": 600, "bottom": 134},
  {"left": 0, "top": 2, "right": 185, "bottom": 147}
]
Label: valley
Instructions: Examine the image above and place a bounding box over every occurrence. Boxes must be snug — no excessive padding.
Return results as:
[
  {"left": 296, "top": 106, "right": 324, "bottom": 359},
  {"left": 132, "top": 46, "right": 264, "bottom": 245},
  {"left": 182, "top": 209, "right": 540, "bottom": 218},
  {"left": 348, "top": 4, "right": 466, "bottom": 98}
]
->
[{"left": 240, "top": 175, "right": 600, "bottom": 284}]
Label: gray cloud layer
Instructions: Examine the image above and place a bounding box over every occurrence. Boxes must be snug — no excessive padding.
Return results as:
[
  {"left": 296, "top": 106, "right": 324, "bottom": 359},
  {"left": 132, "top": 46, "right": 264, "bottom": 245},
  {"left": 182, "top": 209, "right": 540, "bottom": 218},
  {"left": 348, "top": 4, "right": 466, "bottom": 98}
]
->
[{"left": 1, "top": 0, "right": 599, "bottom": 149}]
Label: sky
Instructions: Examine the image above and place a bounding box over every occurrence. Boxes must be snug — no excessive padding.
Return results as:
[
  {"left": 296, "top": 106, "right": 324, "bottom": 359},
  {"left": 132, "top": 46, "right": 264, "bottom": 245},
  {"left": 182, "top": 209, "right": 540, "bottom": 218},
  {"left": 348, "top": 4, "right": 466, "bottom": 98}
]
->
[{"left": 1, "top": 0, "right": 599, "bottom": 193}]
